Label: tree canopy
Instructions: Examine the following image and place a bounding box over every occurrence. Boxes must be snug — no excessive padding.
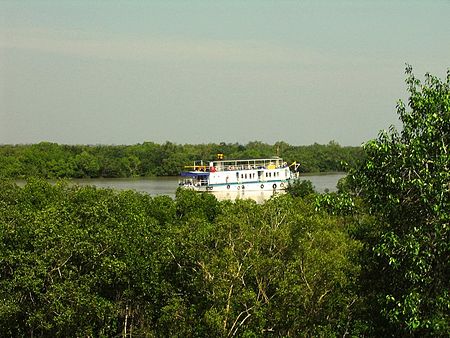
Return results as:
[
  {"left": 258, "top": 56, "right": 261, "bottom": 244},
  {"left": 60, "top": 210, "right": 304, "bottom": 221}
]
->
[
  {"left": 353, "top": 66, "right": 449, "bottom": 336},
  {"left": 0, "top": 180, "right": 363, "bottom": 337}
]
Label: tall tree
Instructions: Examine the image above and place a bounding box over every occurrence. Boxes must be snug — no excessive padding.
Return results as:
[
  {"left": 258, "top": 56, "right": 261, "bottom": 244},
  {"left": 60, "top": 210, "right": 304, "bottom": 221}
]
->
[{"left": 354, "top": 67, "right": 449, "bottom": 336}]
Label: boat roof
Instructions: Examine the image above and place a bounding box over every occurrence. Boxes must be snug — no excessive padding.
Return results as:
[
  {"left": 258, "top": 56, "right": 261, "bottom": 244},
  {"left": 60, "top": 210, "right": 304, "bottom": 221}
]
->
[{"left": 211, "top": 157, "right": 284, "bottom": 166}]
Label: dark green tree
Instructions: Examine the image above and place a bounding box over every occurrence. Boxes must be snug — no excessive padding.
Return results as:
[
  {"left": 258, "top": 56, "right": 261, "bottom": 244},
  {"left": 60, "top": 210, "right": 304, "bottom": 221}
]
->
[
  {"left": 0, "top": 180, "right": 173, "bottom": 337},
  {"left": 161, "top": 193, "right": 363, "bottom": 337},
  {"left": 74, "top": 150, "right": 101, "bottom": 177},
  {"left": 286, "top": 179, "right": 315, "bottom": 198},
  {"left": 354, "top": 67, "right": 449, "bottom": 336}
]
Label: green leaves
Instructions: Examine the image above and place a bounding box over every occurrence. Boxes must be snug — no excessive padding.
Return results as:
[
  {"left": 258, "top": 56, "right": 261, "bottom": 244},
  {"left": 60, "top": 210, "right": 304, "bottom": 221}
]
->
[
  {"left": 0, "top": 180, "right": 363, "bottom": 336},
  {"left": 161, "top": 194, "right": 363, "bottom": 336},
  {"left": 354, "top": 67, "right": 450, "bottom": 336},
  {"left": 0, "top": 180, "right": 167, "bottom": 336},
  {"left": 286, "top": 179, "right": 315, "bottom": 198}
]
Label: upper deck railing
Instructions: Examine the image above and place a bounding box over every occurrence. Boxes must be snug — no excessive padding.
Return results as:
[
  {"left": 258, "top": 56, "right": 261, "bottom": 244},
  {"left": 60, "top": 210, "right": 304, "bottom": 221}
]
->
[{"left": 186, "top": 157, "right": 287, "bottom": 173}]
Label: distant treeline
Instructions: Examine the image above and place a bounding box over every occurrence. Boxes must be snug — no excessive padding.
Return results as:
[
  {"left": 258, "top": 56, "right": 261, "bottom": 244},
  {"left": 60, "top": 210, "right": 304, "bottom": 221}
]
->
[{"left": 0, "top": 141, "right": 364, "bottom": 178}]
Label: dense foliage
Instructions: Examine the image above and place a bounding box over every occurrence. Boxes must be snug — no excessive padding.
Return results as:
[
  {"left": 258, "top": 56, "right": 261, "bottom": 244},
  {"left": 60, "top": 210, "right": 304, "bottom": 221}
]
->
[
  {"left": 353, "top": 67, "right": 449, "bottom": 336},
  {"left": 0, "top": 141, "right": 363, "bottom": 179},
  {"left": 1, "top": 68, "right": 448, "bottom": 337},
  {"left": 0, "top": 179, "right": 363, "bottom": 337}
]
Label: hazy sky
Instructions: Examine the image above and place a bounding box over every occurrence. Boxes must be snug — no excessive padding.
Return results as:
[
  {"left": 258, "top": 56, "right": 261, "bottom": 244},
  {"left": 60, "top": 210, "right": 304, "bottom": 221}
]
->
[{"left": 1, "top": 1, "right": 449, "bottom": 146}]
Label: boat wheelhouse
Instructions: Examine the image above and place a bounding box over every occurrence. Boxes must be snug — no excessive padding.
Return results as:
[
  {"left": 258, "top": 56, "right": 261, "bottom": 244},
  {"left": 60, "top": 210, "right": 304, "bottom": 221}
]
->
[{"left": 179, "top": 157, "right": 298, "bottom": 194}]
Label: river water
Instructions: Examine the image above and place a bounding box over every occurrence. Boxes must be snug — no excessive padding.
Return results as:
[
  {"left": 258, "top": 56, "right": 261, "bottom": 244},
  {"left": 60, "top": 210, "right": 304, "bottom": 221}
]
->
[{"left": 69, "top": 173, "right": 346, "bottom": 199}]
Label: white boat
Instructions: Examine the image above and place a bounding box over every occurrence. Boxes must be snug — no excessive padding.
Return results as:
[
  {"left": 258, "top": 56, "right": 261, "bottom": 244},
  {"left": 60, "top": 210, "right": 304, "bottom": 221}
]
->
[{"left": 179, "top": 156, "right": 299, "bottom": 194}]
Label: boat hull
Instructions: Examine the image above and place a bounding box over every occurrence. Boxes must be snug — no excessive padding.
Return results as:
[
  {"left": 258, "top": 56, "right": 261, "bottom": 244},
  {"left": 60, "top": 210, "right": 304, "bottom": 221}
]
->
[{"left": 192, "top": 180, "right": 289, "bottom": 193}]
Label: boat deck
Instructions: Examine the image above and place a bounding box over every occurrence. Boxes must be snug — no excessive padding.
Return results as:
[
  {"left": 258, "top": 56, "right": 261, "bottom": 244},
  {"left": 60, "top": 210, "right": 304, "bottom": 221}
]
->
[{"left": 186, "top": 158, "right": 287, "bottom": 173}]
